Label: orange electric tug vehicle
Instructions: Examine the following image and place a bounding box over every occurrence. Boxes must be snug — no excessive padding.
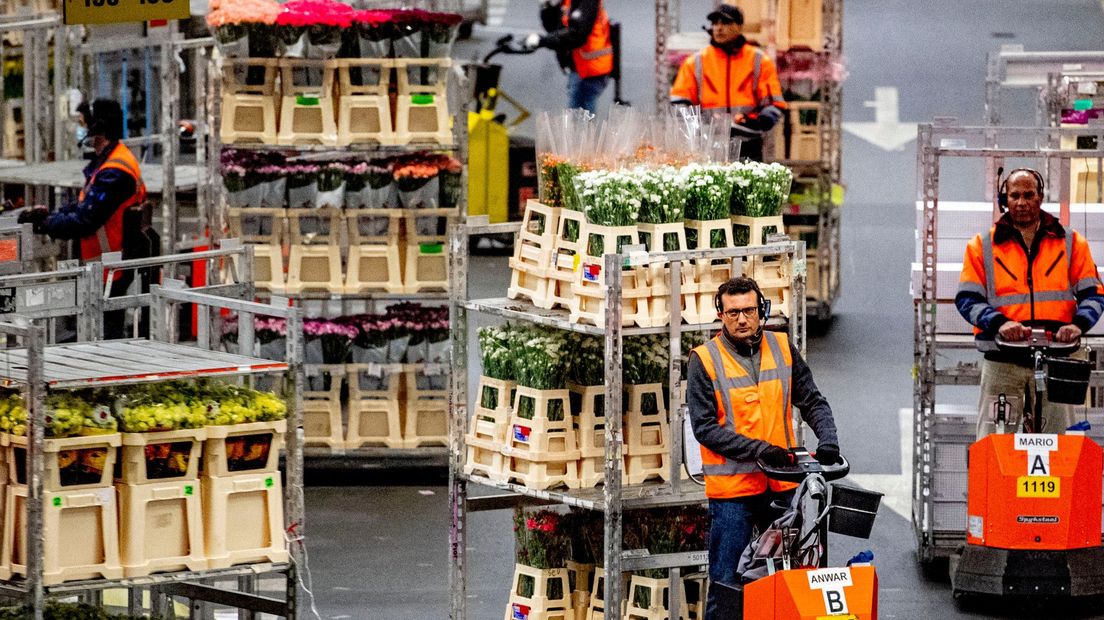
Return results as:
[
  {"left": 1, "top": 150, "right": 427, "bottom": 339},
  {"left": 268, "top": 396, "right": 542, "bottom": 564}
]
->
[
  {"left": 952, "top": 329, "right": 1104, "bottom": 602},
  {"left": 741, "top": 449, "right": 882, "bottom": 619}
]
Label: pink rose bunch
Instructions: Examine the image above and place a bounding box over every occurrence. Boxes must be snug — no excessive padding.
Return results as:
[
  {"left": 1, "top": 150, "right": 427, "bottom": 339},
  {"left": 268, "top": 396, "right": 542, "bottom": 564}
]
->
[
  {"left": 275, "top": 0, "right": 355, "bottom": 28},
  {"left": 303, "top": 319, "right": 359, "bottom": 339}
]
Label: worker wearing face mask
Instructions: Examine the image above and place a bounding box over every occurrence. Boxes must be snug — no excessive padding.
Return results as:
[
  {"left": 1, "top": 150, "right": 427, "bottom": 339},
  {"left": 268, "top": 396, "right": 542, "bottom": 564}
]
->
[{"left": 669, "top": 4, "right": 787, "bottom": 162}]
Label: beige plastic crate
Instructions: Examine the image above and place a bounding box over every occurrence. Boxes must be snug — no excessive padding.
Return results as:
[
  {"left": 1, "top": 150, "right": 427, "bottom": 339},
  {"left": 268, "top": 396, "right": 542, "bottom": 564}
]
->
[
  {"left": 202, "top": 471, "right": 289, "bottom": 569},
  {"left": 3, "top": 485, "right": 122, "bottom": 584},
  {"left": 118, "top": 479, "right": 206, "bottom": 577},
  {"left": 118, "top": 428, "right": 206, "bottom": 484},
  {"left": 203, "top": 420, "right": 286, "bottom": 477}
]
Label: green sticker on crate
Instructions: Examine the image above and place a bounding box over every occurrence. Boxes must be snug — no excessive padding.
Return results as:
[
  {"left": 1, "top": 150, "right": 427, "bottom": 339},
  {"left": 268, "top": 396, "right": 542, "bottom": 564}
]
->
[
  {"left": 265, "top": 477, "right": 274, "bottom": 488},
  {"left": 1074, "top": 99, "right": 1094, "bottom": 111},
  {"left": 419, "top": 242, "right": 444, "bottom": 254},
  {"left": 296, "top": 95, "right": 321, "bottom": 106},
  {"left": 52, "top": 497, "right": 61, "bottom": 507},
  {"left": 411, "top": 94, "right": 435, "bottom": 106},
  {"left": 185, "top": 485, "right": 194, "bottom": 496}
]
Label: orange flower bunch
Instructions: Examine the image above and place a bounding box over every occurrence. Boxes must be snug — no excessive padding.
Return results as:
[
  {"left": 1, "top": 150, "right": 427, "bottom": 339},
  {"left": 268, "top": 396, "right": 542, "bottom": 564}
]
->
[{"left": 207, "top": 0, "right": 281, "bottom": 27}]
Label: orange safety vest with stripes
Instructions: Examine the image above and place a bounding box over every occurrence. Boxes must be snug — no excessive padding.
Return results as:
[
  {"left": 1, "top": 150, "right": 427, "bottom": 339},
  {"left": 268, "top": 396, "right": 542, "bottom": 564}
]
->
[
  {"left": 78, "top": 142, "right": 146, "bottom": 271},
  {"left": 958, "top": 225, "right": 1103, "bottom": 333},
  {"left": 563, "top": 0, "right": 613, "bottom": 79},
  {"left": 692, "top": 330, "right": 797, "bottom": 500},
  {"left": 669, "top": 43, "right": 787, "bottom": 118}
]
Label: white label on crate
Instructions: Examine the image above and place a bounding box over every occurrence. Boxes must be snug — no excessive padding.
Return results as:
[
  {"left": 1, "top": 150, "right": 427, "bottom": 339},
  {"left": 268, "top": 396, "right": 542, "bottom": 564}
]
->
[
  {"left": 367, "top": 363, "right": 384, "bottom": 378},
  {"left": 968, "top": 515, "right": 984, "bottom": 539},
  {"left": 1014, "top": 433, "right": 1057, "bottom": 476},
  {"left": 96, "top": 487, "right": 114, "bottom": 506},
  {"left": 807, "top": 567, "right": 851, "bottom": 616},
  {"left": 424, "top": 364, "right": 444, "bottom": 377}
]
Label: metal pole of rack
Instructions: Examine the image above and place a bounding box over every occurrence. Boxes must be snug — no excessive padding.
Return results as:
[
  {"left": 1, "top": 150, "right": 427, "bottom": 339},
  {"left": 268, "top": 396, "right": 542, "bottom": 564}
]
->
[
  {"left": 23, "top": 318, "right": 46, "bottom": 619},
  {"left": 602, "top": 252, "right": 625, "bottom": 616},
  {"left": 160, "top": 22, "right": 181, "bottom": 253},
  {"left": 447, "top": 220, "right": 470, "bottom": 620}
]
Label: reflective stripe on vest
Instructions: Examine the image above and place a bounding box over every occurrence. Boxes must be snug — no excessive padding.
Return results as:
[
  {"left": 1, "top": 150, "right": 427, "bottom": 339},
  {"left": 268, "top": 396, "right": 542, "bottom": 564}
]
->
[
  {"left": 981, "top": 227, "right": 1077, "bottom": 307},
  {"left": 696, "top": 331, "right": 796, "bottom": 498}
]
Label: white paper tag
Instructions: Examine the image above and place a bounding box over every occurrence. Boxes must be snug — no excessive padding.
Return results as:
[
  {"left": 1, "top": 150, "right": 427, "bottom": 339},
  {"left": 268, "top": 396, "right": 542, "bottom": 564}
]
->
[
  {"left": 367, "top": 363, "right": 384, "bottom": 378},
  {"left": 806, "top": 567, "right": 852, "bottom": 615},
  {"left": 1014, "top": 433, "right": 1058, "bottom": 476},
  {"left": 968, "top": 515, "right": 984, "bottom": 539}
]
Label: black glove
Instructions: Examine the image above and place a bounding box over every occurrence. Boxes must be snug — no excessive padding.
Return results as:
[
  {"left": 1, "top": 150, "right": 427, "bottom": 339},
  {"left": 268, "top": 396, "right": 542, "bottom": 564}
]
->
[
  {"left": 17, "top": 206, "right": 48, "bottom": 233},
  {"left": 758, "top": 445, "right": 793, "bottom": 468},
  {"left": 815, "top": 443, "right": 840, "bottom": 466}
]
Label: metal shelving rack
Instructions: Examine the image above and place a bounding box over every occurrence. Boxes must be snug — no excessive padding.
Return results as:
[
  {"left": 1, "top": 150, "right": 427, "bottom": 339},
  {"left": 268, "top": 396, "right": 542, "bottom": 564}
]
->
[
  {"left": 206, "top": 47, "right": 470, "bottom": 469},
  {"left": 447, "top": 218, "right": 807, "bottom": 618},
  {"left": 0, "top": 283, "right": 306, "bottom": 619},
  {"left": 653, "top": 0, "right": 842, "bottom": 322},
  {"left": 912, "top": 122, "right": 1104, "bottom": 569}
]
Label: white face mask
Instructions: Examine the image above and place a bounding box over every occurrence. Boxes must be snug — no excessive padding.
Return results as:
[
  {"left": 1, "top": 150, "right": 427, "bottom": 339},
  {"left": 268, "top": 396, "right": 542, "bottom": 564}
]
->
[{"left": 75, "top": 125, "right": 89, "bottom": 148}]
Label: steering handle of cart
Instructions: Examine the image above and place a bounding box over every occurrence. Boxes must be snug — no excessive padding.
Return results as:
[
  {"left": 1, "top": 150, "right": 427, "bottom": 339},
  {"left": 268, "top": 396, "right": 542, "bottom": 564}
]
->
[
  {"left": 994, "top": 328, "right": 1079, "bottom": 357},
  {"left": 482, "top": 35, "right": 539, "bottom": 64},
  {"left": 756, "top": 448, "right": 850, "bottom": 484}
]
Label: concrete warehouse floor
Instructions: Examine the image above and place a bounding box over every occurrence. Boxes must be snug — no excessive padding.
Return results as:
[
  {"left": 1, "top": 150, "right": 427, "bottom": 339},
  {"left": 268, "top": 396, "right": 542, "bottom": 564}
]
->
[{"left": 299, "top": 1, "right": 1104, "bottom": 618}]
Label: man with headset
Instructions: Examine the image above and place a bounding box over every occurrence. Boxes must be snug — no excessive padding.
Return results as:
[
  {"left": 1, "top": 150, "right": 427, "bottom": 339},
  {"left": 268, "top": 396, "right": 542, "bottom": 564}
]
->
[
  {"left": 687, "top": 276, "right": 840, "bottom": 618},
  {"left": 957, "top": 168, "right": 1104, "bottom": 438}
]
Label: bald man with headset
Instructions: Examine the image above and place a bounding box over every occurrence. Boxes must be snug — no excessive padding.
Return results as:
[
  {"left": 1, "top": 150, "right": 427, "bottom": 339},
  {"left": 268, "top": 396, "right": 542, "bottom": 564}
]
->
[
  {"left": 957, "top": 168, "right": 1104, "bottom": 438},
  {"left": 686, "top": 276, "right": 840, "bottom": 617}
]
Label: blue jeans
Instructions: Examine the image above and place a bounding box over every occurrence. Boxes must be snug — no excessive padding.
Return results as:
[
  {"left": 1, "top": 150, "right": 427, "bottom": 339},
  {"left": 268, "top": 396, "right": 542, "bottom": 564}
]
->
[
  {"left": 706, "top": 491, "right": 794, "bottom": 619},
  {"left": 567, "top": 72, "right": 609, "bottom": 114}
]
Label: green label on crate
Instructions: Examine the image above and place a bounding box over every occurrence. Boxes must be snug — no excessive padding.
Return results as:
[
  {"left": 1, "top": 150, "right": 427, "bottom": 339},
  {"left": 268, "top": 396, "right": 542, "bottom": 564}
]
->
[
  {"left": 52, "top": 497, "right": 61, "bottom": 507},
  {"left": 296, "top": 95, "right": 321, "bottom": 106},
  {"left": 185, "top": 485, "right": 193, "bottom": 496},
  {"left": 420, "top": 242, "right": 444, "bottom": 254},
  {"left": 1074, "top": 99, "right": 1094, "bottom": 111},
  {"left": 265, "top": 477, "right": 274, "bottom": 488},
  {"left": 411, "top": 94, "right": 435, "bottom": 106}
]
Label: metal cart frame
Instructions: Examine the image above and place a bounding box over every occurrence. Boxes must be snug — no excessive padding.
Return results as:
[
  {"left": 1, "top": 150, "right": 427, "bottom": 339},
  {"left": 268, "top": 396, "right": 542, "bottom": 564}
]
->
[{"left": 447, "top": 217, "right": 807, "bottom": 618}]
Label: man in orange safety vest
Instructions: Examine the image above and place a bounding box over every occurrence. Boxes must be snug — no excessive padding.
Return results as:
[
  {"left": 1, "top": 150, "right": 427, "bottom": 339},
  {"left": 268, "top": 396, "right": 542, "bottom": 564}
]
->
[
  {"left": 526, "top": 0, "right": 613, "bottom": 114},
  {"left": 669, "top": 4, "right": 787, "bottom": 162},
  {"left": 957, "top": 168, "right": 1104, "bottom": 437},
  {"left": 687, "top": 276, "right": 840, "bottom": 618}
]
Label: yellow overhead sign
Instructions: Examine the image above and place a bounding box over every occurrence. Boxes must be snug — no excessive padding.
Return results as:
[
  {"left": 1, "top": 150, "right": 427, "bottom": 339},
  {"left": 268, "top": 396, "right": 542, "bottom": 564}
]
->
[{"left": 64, "top": 0, "right": 189, "bottom": 25}]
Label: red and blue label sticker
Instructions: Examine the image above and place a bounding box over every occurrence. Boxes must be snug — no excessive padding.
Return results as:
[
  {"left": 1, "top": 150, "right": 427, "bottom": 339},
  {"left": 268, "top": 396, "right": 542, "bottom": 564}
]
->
[
  {"left": 513, "top": 425, "right": 531, "bottom": 442},
  {"left": 583, "top": 263, "right": 602, "bottom": 282},
  {"left": 512, "top": 603, "right": 530, "bottom": 619}
]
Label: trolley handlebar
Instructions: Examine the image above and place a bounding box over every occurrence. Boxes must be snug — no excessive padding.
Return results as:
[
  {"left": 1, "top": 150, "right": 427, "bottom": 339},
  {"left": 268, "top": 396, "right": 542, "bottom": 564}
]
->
[
  {"left": 482, "top": 34, "right": 538, "bottom": 64},
  {"left": 995, "top": 328, "right": 1079, "bottom": 356},
  {"left": 757, "top": 448, "right": 850, "bottom": 483}
]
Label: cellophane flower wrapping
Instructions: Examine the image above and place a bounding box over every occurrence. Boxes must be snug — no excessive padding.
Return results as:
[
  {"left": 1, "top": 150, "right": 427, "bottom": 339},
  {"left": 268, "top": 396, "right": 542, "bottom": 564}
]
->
[
  {"left": 344, "top": 160, "right": 395, "bottom": 210},
  {"left": 513, "top": 509, "right": 571, "bottom": 592},
  {"left": 304, "top": 318, "right": 357, "bottom": 365},
  {"left": 623, "top": 335, "right": 670, "bottom": 418},
  {"left": 316, "top": 161, "right": 347, "bottom": 209},
  {"left": 622, "top": 506, "right": 708, "bottom": 583},
  {"left": 728, "top": 161, "right": 793, "bottom": 219},
  {"left": 478, "top": 324, "right": 517, "bottom": 409},
  {"left": 391, "top": 9, "right": 462, "bottom": 59},
  {"left": 286, "top": 164, "right": 321, "bottom": 209},
  {"left": 513, "top": 326, "right": 569, "bottom": 421},
  {"left": 275, "top": 0, "right": 353, "bottom": 59},
  {"left": 207, "top": 0, "right": 281, "bottom": 59}
]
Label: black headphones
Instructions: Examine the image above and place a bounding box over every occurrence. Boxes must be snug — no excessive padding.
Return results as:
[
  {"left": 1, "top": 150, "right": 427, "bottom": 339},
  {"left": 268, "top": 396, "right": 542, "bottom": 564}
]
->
[
  {"left": 715, "top": 279, "right": 771, "bottom": 320},
  {"left": 996, "top": 167, "right": 1045, "bottom": 212}
]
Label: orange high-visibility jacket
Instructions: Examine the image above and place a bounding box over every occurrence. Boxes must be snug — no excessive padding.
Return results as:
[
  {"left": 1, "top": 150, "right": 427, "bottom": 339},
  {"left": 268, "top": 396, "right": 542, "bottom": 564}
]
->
[
  {"left": 669, "top": 42, "right": 786, "bottom": 118},
  {"left": 563, "top": 0, "right": 612, "bottom": 79},
  {"left": 692, "top": 330, "right": 797, "bottom": 499},
  {"left": 958, "top": 216, "right": 1104, "bottom": 334},
  {"left": 78, "top": 142, "right": 146, "bottom": 266}
]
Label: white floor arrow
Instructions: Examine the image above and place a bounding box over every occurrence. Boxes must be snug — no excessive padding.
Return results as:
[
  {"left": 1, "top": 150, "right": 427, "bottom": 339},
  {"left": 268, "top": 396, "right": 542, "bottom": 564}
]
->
[
  {"left": 848, "top": 406, "right": 913, "bottom": 518},
  {"left": 842, "top": 86, "right": 918, "bottom": 152}
]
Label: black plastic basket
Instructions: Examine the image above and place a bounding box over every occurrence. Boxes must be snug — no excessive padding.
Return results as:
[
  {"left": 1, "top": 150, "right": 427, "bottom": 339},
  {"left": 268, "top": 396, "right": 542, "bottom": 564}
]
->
[
  {"left": 828, "top": 483, "right": 882, "bottom": 539},
  {"left": 1045, "top": 356, "right": 1092, "bottom": 405}
]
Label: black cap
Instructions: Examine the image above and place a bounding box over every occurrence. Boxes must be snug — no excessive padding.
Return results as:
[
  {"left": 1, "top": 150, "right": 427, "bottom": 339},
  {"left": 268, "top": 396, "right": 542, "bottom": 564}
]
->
[
  {"left": 707, "top": 4, "right": 744, "bottom": 25},
  {"left": 78, "top": 99, "right": 124, "bottom": 141}
]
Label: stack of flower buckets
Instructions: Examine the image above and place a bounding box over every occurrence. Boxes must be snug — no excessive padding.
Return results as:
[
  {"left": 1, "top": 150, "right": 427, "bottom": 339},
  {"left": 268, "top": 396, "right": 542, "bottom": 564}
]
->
[{"left": 212, "top": 2, "right": 461, "bottom": 148}]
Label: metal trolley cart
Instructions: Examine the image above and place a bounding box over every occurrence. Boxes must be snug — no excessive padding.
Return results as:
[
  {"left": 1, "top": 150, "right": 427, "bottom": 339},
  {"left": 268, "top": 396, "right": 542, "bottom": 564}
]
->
[{"left": 447, "top": 216, "right": 808, "bottom": 617}]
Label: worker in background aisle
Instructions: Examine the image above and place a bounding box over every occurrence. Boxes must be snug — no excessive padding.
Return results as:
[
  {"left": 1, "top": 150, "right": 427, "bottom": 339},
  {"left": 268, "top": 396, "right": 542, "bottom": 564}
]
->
[
  {"left": 525, "top": 0, "right": 613, "bottom": 114},
  {"left": 957, "top": 168, "right": 1104, "bottom": 438},
  {"left": 687, "top": 276, "right": 840, "bottom": 619},
  {"left": 669, "top": 4, "right": 786, "bottom": 162},
  {"left": 18, "top": 98, "right": 154, "bottom": 340}
]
